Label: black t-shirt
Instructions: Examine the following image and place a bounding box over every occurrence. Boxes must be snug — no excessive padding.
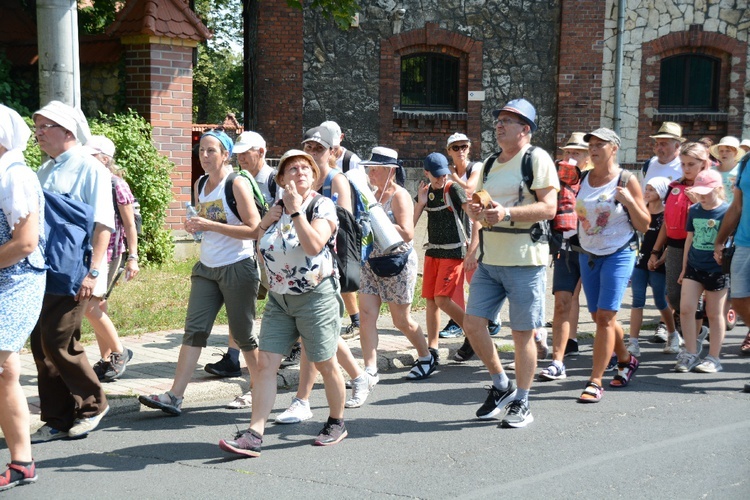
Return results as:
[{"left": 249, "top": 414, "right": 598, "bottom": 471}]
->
[{"left": 636, "top": 211, "right": 665, "bottom": 272}]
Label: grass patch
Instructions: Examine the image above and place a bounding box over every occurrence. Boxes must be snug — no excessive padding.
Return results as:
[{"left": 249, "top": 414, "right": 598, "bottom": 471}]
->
[{"left": 81, "top": 259, "right": 424, "bottom": 343}]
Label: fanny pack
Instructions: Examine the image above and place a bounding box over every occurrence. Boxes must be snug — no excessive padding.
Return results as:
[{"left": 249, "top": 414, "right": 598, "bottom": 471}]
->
[{"left": 367, "top": 248, "right": 412, "bottom": 277}]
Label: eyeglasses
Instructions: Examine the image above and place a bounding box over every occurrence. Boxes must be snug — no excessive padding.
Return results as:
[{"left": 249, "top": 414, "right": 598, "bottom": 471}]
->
[
  {"left": 34, "top": 123, "right": 63, "bottom": 134},
  {"left": 493, "top": 118, "right": 524, "bottom": 128},
  {"left": 450, "top": 144, "right": 469, "bottom": 152}
]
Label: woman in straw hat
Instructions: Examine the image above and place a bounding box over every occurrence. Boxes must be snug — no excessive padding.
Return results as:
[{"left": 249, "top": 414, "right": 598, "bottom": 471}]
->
[{"left": 709, "top": 136, "right": 743, "bottom": 204}]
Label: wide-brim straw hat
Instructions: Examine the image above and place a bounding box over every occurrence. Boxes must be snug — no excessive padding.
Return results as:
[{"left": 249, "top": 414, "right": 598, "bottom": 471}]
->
[
  {"left": 650, "top": 121, "right": 686, "bottom": 142},
  {"left": 709, "top": 136, "right": 744, "bottom": 162},
  {"left": 560, "top": 132, "right": 588, "bottom": 151}
]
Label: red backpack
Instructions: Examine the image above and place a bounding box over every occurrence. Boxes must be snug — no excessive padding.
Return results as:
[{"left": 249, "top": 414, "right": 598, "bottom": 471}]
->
[
  {"left": 664, "top": 181, "right": 691, "bottom": 240},
  {"left": 552, "top": 160, "right": 582, "bottom": 232}
]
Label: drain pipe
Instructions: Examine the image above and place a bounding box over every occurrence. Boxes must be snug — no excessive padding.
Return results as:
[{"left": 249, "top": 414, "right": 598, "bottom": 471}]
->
[{"left": 613, "top": 0, "right": 626, "bottom": 135}]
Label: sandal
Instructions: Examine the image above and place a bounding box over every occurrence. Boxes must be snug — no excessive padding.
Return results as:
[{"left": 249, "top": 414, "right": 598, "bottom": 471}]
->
[
  {"left": 577, "top": 381, "right": 604, "bottom": 403},
  {"left": 406, "top": 353, "right": 437, "bottom": 380},
  {"left": 609, "top": 354, "right": 639, "bottom": 388},
  {"left": 138, "top": 391, "right": 183, "bottom": 416},
  {"left": 741, "top": 332, "right": 750, "bottom": 356}
]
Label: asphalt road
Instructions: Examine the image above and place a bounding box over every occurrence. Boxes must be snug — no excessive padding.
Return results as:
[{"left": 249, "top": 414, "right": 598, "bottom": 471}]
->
[{"left": 8, "top": 324, "right": 750, "bottom": 499}]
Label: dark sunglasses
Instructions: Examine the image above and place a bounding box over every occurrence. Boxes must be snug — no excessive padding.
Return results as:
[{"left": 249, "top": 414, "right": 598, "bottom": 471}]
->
[{"left": 450, "top": 144, "right": 469, "bottom": 152}]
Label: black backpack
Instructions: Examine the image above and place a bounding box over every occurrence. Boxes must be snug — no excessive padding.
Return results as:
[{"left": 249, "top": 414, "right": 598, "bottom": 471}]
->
[
  {"left": 306, "top": 194, "right": 361, "bottom": 293},
  {"left": 195, "top": 171, "right": 268, "bottom": 222}
]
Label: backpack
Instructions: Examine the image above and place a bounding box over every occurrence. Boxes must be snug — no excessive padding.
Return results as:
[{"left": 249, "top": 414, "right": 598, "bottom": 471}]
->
[
  {"left": 111, "top": 178, "right": 143, "bottom": 238},
  {"left": 42, "top": 190, "right": 95, "bottom": 296},
  {"left": 642, "top": 158, "right": 652, "bottom": 177},
  {"left": 553, "top": 160, "right": 582, "bottom": 233},
  {"left": 321, "top": 169, "right": 373, "bottom": 263},
  {"left": 663, "top": 180, "right": 691, "bottom": 241},
  {"left": 306, "top": 194, "right": 362, "bottom": 293},
  {"left": 479, "top": 146, "right": 556, "bottom": 253},
  {"left": 341, "top": 149, "right": 354, "bottom": 173},
  {"left": 422, "top": 181, "right": 468, "bottom": 250},
  {"left": 195, "top": 171, "right": 268, "bottom": 222}
]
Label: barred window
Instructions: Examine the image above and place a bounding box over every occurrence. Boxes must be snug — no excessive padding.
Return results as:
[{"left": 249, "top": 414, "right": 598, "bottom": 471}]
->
[
  {"left": 659, "top": 54, "right": 720, "bottom": 111},
  {"left": 400, "top": 53, "right": 459, "bottom": 110}
]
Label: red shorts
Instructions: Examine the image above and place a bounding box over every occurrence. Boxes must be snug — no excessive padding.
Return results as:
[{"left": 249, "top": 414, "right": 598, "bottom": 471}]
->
[{"left": 422, "top": 256, "right": 464, "bottom": 300}]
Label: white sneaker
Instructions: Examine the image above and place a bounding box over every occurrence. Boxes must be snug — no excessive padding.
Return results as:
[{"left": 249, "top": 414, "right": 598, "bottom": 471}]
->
[
  {"left": 627, "top": 339, "right": 641, "bottom": 357},
  {"left": 226, "top": 391, "right": 252, "bottom": 409},
  {"left": 663, "top": 331, "right": 682, "bottom": 354},
  {"left": 274, "top": 397, "right": 312, "bottom": 424},
  {"left": 694, "top": 355, "right": 722, "bottom": 373},
  {"left": 68, "top": 405, "right": 110, "bottom": 438},
  {"left": 535, "top": 328, "right": 549, "bottom": 359},
  {"left": 345, "top": 373, "right": 375, "bottom": 408},
  {"left": 674, "top": 351, "right": 700, "bottom": 372}
]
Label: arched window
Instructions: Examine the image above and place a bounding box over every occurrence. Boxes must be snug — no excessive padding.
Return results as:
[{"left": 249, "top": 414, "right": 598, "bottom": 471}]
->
[
  {"left": 400, "top": 53, "right": 459, "bottom": 110},
  {"left": 659, "top": 54, "right": 720, "bottom": 111}
]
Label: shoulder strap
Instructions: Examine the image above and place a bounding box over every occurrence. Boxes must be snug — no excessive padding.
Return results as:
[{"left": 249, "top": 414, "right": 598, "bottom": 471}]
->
[
  {"left": 737, "top": 153, "right": 749, "bottom": 185},
  {"left": 224, "top": 172, "right": 242, "bottom": 222},
  {"left": 321, "top": 169, "right": 340, "bottom": 199},
  {"left": 443, "top": 181, "right": 468, "bottom": 245},
  {"left": 521, "top": 146, "right": 537, "bottom": 198},
  {"left": 642, "top": 158, "right": 651, "bottom": 176},
  {"left": 481, "top": 152, "right": 501, "bottom": 185},
  {"left": 342, "top": 150, "right": 353, "bottom": 173},
  {"left": 193, "top": 174, "right": 209, "bottom": 206}
]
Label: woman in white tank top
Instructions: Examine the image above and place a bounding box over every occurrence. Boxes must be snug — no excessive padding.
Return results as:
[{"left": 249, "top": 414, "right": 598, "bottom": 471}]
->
[{"left": 575, "top": 128, "right": 649, "bottom": 403}]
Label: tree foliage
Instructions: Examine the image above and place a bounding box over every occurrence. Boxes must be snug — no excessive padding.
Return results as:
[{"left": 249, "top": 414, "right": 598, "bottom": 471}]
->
[{"left": 286, "top": 0, "right": 360, "bottom": 30}]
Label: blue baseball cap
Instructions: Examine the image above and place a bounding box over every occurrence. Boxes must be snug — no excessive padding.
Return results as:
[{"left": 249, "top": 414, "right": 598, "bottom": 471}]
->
[
  {"left": 423, "top": 152, "right": 450, "bottom": 177},
  {"left": 492, "top": 98, "right": 538, "bottom": 132},
  {"left": 201, "top": 129, "right": 233, "bottom": 156}
]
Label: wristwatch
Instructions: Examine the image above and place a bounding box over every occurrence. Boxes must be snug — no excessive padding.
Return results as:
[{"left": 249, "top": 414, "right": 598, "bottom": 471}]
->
[
  {"left": 290, "top": 212, "right": 301, "bottom": 219},
  {"left": 501, "top": 208, "right": 512, "bottom": 222},
  {"left": 88, "top": 269, "right": 100, "bottom": 278}
]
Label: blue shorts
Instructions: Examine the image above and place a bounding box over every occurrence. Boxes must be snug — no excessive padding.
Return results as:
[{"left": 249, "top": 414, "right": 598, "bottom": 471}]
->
[
  {"left": 552, "top": 248, "right": 581, "bottom": 294},
  {"left": 579, "top": 247, "right": 636, "bottom": 313},
  {"left": 630, "top": 267, "right": 668, "bottom": 310},
  {"left": 466, "top": 263, "right": 545, "bottom": 331},
  {"left": 731, "top": 246, "right": 750, "bottom": 299}
]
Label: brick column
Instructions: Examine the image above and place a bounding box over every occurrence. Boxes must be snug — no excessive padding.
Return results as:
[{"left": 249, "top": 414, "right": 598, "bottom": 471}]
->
[{"left": 121, "top": 36, "right": 196, "bottom": 231}]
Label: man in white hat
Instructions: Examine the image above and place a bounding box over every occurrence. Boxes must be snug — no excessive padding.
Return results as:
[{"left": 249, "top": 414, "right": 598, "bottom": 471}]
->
[
  {"left": 30, "top": 101, "right": 114, "bottom": 443},
  {"left": 642, "top": 121, "right": 686, "bottom": 187},
  {"left": 320, "top": 120, "right": 362, "bottom": 173},
  {"left": 463, "top": 98, "right": 560, "bottom": 428},
  {"left": 234, "top": 131, "right": 276, "bottom": 204}
]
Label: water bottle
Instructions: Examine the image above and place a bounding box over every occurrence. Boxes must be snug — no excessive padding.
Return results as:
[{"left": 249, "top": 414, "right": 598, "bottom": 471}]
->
[{"left": 185, "top": 202, "right": 203, "bottom": 242}]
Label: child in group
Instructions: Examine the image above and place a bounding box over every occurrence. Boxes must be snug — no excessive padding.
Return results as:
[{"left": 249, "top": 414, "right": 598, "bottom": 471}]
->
[
  {"left": 627, "top": 177, "right": 677, "bottom": 356},
  {"left": 414, "top": 152, "right": 468, "bottom": 359},
  {"left": 675, "top": 169, "right": 730, "bottom": 373},
  {"left": 709, "top": 136, "right": 743, "bottom": 204}
]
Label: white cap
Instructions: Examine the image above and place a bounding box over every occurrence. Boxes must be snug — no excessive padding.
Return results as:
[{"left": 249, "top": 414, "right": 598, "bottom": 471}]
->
[
  {"left": 320, "top": 120, "right": 342, "bottom": 146},
  {"left": 83, "top": 135, "right": 116, "bottom": 157},
  {"left": 446, "top": 132, "right": 470, "bottom": 148},
  {"left": 233, "top": 131, "right": 266, "bottom": 154}
]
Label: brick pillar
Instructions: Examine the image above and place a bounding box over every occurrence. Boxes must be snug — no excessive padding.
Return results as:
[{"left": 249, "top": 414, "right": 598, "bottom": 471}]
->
[
  {"left": 254, "top": 2, "right": 303, "bottom": 157},
  {"left": 121, "top": 36, "right": 196, "bottom": 231}
]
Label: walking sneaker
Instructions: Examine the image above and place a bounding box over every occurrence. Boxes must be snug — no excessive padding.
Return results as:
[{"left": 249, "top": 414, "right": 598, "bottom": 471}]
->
[
  {"left": 314, "top": 420, "right": 348, "bottom": 446},
  {"left": 476, "top": 381, "right": 518, "bottom": 420},
  {"left": 138, "top": 391, "right": 183, "bottom": 416},
  {"left": 345, "top": 373, "right": 374, "bottom": 408},
  {"left": 280, "top": 343, "right": 302, "bottom": 368},
  {"left": 535, "top": 328, "right": 549, "bottom": 359},
  {"left": 538, "top": 361, "right": 566, "bottom": 381},
  {"left": 696, "top": 325, "right": 709, "bottom": 358},
  {"left": 275, "top": 397, "right": 312, "bottom": 424},
  {"left": 606, "top": 353, "right": 618, "bottom": 371},
  {"left": 226, "top": 391, "right": 252, "bottom": 409},
  {"left": 452, "top": 338, "right": 475, "bottom": 362},
  {"left": 0, "top": 462, "right": 37, "bottom": 492},
  {"left": 68, "top": 405, "right": 110, "bottom": 438},
  {"left": 341, "top": 322, "right": 360, "bottom": 340},
  {"left": 439, "top": 322, "right": 463, "bottom": 338},
  {"left": 30, "top": 425, "right": 68, "bottom": 444},
  {"left": 350, "top": 368, "right": 379, "bottom": 389},
  {"left": 663, "top": 331, "right": 683, "bottom": 354},
  {"left": 564, "top": 338, "right": 580, "bottom": 357},
  {"left": 627, "top": 339, "right": 641, "bottom": 357},
  {"left": 500, "top": 399, "right": 534, "bottom": 428},
  {"left": 652, "top": 322, "right": 668, "bottom": 343},
  {"left": 102, "top": 348, "right": 134, "bottom": 382},
  {"left": 488, "top": 320, "right": 502, "bottom": 336},
  {"left": 694, "top": 355, "right": 723, "bottom": 373},
  {"left": 674, "top": 351, "right": 700, "bottom": 373},
  {"left": 219, "top": 429, "right": 262, "bottom": 458},
  {"left": 204, "top": 350, "right": 241, "bottom": 378}
]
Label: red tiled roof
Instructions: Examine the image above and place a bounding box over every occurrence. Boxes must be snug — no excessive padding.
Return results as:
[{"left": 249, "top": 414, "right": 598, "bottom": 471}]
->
[{"left": 108, "top": 0, "right": 211, "bottom": 42}]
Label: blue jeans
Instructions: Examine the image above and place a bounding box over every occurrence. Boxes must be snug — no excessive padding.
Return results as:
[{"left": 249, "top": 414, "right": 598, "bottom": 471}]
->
[
  {"left": 579, "top": 247, "right": 636, "bottom": 313},
  {"left": 630, "top": 267, "right": 668, "bottom": 310}
]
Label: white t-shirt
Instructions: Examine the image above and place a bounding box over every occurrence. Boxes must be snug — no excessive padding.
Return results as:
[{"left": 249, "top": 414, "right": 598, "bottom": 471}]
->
[
  {"left": 336, "top": 148, "right": 362, "bottom": 172},
  {"left": 642, "top": 155, "right": 682, "bottom": 188}
]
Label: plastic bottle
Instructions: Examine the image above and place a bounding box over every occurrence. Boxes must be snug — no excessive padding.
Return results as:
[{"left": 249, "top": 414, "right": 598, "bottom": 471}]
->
[{"left": 185, "top": 202, "right": 203, "bottom": 242}]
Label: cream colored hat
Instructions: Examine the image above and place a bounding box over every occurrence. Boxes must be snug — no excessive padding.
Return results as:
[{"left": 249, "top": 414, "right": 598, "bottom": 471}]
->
[
  {"left": 740, "top": 138, "right": 750, "bottom": 151},
  {"left": 560, "top": 132, "right": 588, "bottom": 151},
  {"left": 709, "top": 136, "right": 744, "bottom": 162},
  {"left": 649, "top": 122, "right": 685, "bottom": 143}
]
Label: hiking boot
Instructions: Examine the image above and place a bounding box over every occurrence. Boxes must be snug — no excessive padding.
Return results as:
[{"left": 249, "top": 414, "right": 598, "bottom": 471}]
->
[
  {"left": 500, "top": 399, "right": 534, "bottom": 428},
  {"left": 453, "top": 338, "right": 475, "bottom": 362},
  {"left": 219, "top": 429, "right": 262, "bottom": 458},
  {"left": 439, "top": 323, "right": 463, "bottom": 338},
  {"left": 226, "top": 391, "right": 252, "bottom": 409},
  {"left": 0, "top": 462, "right": 37, "bottom": 492},
  {"left": 31, "top": 425, "right": 68, "bottom": 444},
  {"left": 275, "top": 397, "right": 312, "bottom": 424},
  {"left": 345, "top": 373, "right": 375, "bottom": 408},
  {"left": 138, "top": 391, "right": 183, "bottom": 416},
  {"left": 627, "top": 339, "right": 641, "bottom": 357},
  {"left": 663, "top": 331, "right": 683, "bottom": 354},
  {"left": 476, "top": 381, "right": 518, "bottom": 420},
  {"left": 652, "top": 322, "right": 668, "bottom": 343},
  {"left": 538, "top": 361, "right": 566, "bottom": 381},
  {"left": 564, "top": 338, "right": 579, "bottom": 357},
  {"left": 102, "top": 348, "right": 134, "bottom": 382},
  {"left": 535, "top": 328, "right": 549, "bottom": 359},
  {"left": 488, "top": 320, "right": 502, "bottom": 336},
  {"left": 694, "top": 355, "right": 722, "bottom": 373},
  {"left": 314, "top": 420, "right": 347, "bottom": 446},
  {"left": 204, "top": 351, "right": 241, "bottom": 378},
  {"left": 68, "top": 405, "right": 110, "bottom": 438},
  {"left": 280, "top": 343, "right": 302, "bottom": 367},
  {"left": 341, "top": 322, "right": 360, "bottom": 340}
]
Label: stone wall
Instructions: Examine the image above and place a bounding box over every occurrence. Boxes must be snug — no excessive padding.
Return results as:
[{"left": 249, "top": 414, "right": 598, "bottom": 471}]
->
[
  {"left": 81, "top": 61, "right": 125, "bottom": 117},
  {"left": 301, "top": 0, "right": 562, "bottom": 165}
]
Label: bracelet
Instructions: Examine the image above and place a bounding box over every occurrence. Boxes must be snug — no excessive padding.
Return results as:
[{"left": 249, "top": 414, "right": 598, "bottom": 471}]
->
[
  {"left": 259, "top": 224, "right": 268, "bottom": 231},
  {"left": 127, "top": 254, "right": 138, "bottom": 261},
  {"left": 290, "top": 212, "right": 301, "bottom": 219},
  {"left": 650, "top": 249, "right": 661, "bottom": 256}
]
